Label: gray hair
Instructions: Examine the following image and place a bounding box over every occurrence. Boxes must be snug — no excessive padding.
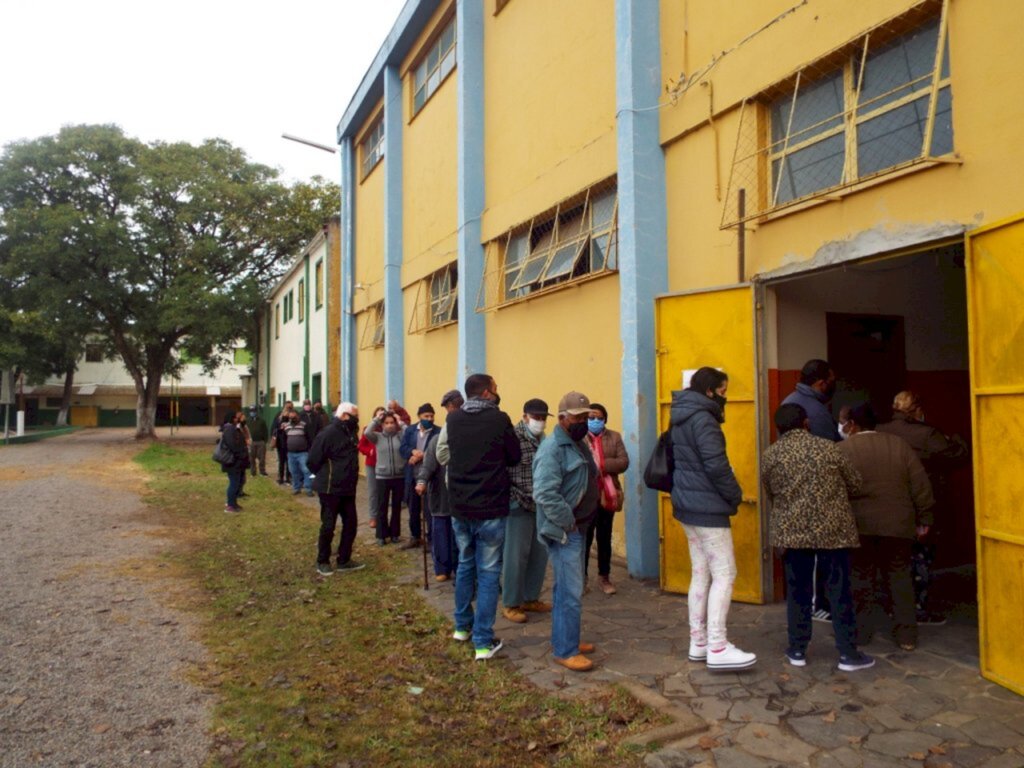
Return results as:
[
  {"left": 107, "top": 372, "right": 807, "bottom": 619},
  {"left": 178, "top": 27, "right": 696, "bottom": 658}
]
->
[{"left": 335, "top": 402, "right": 357, "bottom": 418}]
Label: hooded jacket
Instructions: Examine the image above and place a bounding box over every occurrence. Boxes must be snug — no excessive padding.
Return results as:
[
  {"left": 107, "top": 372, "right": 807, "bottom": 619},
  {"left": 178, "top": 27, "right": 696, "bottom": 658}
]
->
[
  {"left": 445, "top": 398, "right": 521, "bottom": 519},
  {"left": 669, "top": 389, "right": 743, "bottom": 528},
  {"left": 307, "top": 417, "right": 361, "bottom": 496},
  {"left": 362, "top": 419, "right": 407, "bottom": 479}
]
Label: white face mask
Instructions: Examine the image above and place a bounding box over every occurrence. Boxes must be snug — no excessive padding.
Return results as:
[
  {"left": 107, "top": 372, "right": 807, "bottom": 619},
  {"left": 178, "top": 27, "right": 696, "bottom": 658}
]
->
[
  {"left": 838, "top": 421, "right": 851, "bottom": 440},
  {"left": 527, "top": 418, "right": 545, "bottom": 437}
]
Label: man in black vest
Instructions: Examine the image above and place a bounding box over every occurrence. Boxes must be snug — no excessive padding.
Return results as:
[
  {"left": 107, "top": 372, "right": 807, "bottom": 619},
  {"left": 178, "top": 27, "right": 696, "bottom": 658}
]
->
[{"left": 445, "top": 373, "right": 521, "bottom": 661}]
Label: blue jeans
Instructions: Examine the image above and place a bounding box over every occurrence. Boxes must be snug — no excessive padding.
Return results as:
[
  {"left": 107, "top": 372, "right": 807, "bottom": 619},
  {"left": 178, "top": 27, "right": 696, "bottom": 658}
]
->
[
  {"left": 784, "top": 548, "right": 857, "bottom": 656},
  {"left": 452, "top": 516, "right": 506, "bottom": 648},
  {"left": 544, "top": 529, "right": 585, "bottom": 659},
  {"left": 287, "top": 451, "right": 311, "bottom": 492},
  {"left": 431, "top": 515, "right": 457, "bottom": 576},
  {"left": 225, "top": 466, "right": 244, "bottom": 507}
]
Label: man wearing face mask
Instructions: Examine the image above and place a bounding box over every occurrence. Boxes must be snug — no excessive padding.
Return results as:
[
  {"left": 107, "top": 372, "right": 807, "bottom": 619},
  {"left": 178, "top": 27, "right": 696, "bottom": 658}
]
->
[
  {"left": 781, "top": 359, "right": 840, "bottom": 623},
  {"left": 284, "top": 409, "right": 315, "bottom": 496},
  {"left": 308, "top": 403, "right": 364, "bottom": 576},
  {"left": 445, "top": 373, "right": 522, "bottom": 661},
  {"left": 533, "top": 391, "right": 602, "bottom": 672},
  {"left": 399, "top": 404, "right": 440, "bottom": 550},
  {"left": 501, "top": 398, "right": 554, "bottom": 624}
]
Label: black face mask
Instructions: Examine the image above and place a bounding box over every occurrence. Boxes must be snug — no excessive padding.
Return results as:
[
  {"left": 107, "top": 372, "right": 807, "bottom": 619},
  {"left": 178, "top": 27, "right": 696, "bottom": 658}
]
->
[
  {"left": 567, "top": 421, "right": 589, "bottom": 441},
  {"left": 491, "top": 392, "right": 501, "bottom": 406},
  {"left": 712, "top": 394, "right": 727, "bottom": 420},
  {"left": 344, "top": 417, "right": 359, "bottom": 432}
]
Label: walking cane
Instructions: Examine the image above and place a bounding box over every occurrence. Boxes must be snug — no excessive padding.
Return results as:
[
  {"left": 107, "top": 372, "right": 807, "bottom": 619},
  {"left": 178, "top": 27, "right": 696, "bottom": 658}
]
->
[{"left": 422, "top": 530, "right": 429, "bottom": 591}]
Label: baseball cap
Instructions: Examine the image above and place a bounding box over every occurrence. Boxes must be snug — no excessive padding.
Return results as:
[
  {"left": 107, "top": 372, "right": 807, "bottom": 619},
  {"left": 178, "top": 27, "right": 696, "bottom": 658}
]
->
[
  {"left": 522, "top": 398, "right": 552, "bottom": 417},
  {"left": 557, "top": 391, "right": 591, "bottom": 416}
]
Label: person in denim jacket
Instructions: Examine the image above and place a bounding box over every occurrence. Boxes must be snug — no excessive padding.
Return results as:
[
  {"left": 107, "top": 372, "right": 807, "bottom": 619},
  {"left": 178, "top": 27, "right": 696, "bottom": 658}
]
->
[{"left": 533, "top": 391, "right": 601, "bottom": 672}]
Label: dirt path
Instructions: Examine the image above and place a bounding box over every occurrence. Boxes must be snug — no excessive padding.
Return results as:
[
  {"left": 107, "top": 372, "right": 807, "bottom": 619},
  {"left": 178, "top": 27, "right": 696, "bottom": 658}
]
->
[{"left": 0, "top": 429, "right": 214, "bottom": 768}]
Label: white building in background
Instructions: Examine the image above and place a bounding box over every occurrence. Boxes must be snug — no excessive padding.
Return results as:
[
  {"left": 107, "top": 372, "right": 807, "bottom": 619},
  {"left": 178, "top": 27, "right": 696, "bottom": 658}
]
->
[
  {"left": 255, "top": 218, "right": 341, "bottom": 420},
  {"left": 17, "top": 344, "right": 250, "bottom": 428}
]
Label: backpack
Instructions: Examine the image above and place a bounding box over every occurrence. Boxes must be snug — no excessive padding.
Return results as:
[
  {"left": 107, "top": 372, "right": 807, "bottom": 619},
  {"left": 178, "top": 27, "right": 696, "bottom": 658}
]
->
[{"left": 643, "top": 429, "right": 675, "bottom": 493}]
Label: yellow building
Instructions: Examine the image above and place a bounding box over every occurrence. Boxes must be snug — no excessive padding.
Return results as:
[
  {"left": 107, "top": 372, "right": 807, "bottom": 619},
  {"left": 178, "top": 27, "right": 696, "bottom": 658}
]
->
[{"left": 335, "top": 0, "right": 1024, "bottom": 693}]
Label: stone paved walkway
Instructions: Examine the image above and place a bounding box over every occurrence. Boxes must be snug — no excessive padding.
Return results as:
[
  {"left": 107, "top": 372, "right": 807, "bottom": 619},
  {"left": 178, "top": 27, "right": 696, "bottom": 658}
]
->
[{"left": 400, "top": 534, "right": 1024, "bottom": 767}]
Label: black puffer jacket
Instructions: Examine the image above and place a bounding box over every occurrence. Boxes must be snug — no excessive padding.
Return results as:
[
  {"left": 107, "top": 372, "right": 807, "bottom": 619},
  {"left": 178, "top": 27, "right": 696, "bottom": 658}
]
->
[
  {"left": 220, "top": 423, "right": 248, "bottom": 473},
  {"left": 669, "top": 389, "right": 743, "bottom": 528},
  {"left": 446, "top": 402, "right": 521, "bottom": 520},
  {"left": 307, "top": 417, "right": 360, "bottom": 495}
]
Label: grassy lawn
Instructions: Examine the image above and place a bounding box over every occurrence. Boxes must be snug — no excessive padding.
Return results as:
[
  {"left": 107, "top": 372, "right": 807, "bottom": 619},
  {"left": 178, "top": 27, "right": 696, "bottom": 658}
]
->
[{"left": 135, "top": 443, "right": 662, "bottom": 767}]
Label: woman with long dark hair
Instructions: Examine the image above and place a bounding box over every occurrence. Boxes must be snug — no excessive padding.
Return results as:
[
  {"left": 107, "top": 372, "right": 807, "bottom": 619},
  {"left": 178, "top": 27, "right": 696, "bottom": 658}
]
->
[{"left": 670, "top": 367, "right": 756, "bottom": 671}]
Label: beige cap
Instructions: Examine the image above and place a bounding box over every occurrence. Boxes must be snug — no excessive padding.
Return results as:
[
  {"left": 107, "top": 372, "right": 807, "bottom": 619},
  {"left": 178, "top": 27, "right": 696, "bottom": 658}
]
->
[{"left": 557, "top": 391, "right": 591, "bottom": 416}]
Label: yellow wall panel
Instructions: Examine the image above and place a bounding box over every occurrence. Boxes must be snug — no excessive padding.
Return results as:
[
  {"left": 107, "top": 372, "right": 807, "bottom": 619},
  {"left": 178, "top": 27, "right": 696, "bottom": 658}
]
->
[
  {"left": 401, "top": 285, "right": 459, "bottom": 417},
  {"left": 482, "top": 0, "right": 617, "bottom": 240},
  {"left": 403, "top": 70, "right": 459, "bottom": 284},
  {"left": 354, "top": 112, "right": 386, "bottom": 313}
]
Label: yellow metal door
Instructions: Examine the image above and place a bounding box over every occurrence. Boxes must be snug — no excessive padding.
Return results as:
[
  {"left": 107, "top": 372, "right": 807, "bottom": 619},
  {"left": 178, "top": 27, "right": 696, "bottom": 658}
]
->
[
  {"left": 69, "top": 406, "right": 98, "bottom": 427},
  {"left": 655, "top": 285, "right": 763, "bottom": 603},
  {"left": 966, "top": 216, "right": 1024, "bottom": 696}
]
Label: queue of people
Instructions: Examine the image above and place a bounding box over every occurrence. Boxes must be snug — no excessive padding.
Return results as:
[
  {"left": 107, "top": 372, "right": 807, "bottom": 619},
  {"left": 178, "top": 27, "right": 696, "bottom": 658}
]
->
[{"left": 222, "top": 356, "right": 960, "bottom": 675}]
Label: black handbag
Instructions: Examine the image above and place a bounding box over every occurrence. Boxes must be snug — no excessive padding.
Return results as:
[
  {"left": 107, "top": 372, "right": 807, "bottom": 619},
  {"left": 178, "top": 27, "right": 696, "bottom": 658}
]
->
[
  {"left": 212, "top": 436, "right": 235, "bottom": 466},
  {"left": 643, "top": 429, "right": 675, "bottom": 492}
]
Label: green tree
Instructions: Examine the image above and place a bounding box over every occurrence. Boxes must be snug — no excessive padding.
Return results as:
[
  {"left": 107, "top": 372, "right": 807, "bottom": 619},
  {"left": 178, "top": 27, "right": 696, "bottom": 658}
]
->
[{"left": 0, "top": 124, "right": 338, "bottom": 438}]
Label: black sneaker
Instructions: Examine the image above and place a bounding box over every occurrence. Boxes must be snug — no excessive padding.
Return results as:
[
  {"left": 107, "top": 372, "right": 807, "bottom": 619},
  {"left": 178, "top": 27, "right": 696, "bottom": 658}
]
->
[
  {"left": 316, "top": 562, "right": 334, "bottom": 576},
  {"left": 474, "top": 638, "right": 504, "bottom": 661},
  {"left": 811, "top": 608, "right": 832, "bottom": 623},
  {"left": 838, "top": 652, "right": 875, "bottom": 672},
  {"left": 337, "top": 561, "right": 366, "bottom": 572},
  {"left": 785, "top": 649, "right": 807, "bottom": 667}
]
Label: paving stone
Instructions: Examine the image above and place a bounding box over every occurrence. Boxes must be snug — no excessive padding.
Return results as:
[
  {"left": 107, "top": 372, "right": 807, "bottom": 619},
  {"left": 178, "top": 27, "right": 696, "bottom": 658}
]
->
[
  {"left": 918, "top": 721, "right": 969, "bottom": 742},
  {"left": 727, "top": 698, "right": 789, "bottom": 725},
  {"left": 605, "top": 649, "right": 687, "bottom": 678},
  {"left": 857, "top": 679, "right": 920, "bottom": 705},
  {"left": 644, "top": 748, "right": 699, "bottom": 768},
  {"left": 859, "top": 755, "right": 907, "bottom": 768},
  {"left": 663, "top": 675, "right": 698, "bottom": 698},
  {"left": 958, "top": 697, "right": 1021, "bottom": 719},
  {"left": 689, "top": 668, "right": 745, "bottom": 687},
  {"left": 976, "top": 751, "right": 1024, "bottom": 768},
  {"left": 722, "top": 686, "right": 754, "bottom": 701},
  {"left": 934, "top": 711, "right": 982, "bottom": 729},
  {"left": 803, "top": 682, "right": 854, "bottom": 708},
  {"left": 937, "top": 743, "right": 1001, "bottom": 768},
  {"left": 864, "top": 704, "right": 917, "bottom": 731},
  {"left": 959, "top": 718, "right": 1024, "bottom": 749},
  {"left": 711, "top": 746, "right": 782, "bottom": 768},
  {"left": 734, "top": 722, "right": 818, "bottom": 764},
  {"left": 1004, "top": 716, "right": 1024, "bottom": 737},
  {"left": 985, "top": 686, "right": 1024, "bottom": 704},
  {"left": 750, "top": 679, "right": 783, "bottom": 697},
  {"left": 863, "top": 730, "right": 943, "bottom": 758},
  {"left": 885, "top": 691, "right": 950, "bottom": 722},
  {"left": 788, "top": 711, "right": 872, "bottom": 750},
  {"left": 690, "top": 696, "right": 732, "bottom": 723},
  {"left": 811, "top": 746, "right": 863, "bottom": 768}
]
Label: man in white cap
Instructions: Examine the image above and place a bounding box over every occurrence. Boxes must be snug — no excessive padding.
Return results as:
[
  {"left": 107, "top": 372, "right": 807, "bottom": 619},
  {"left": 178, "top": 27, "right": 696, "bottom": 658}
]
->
[
  {"left": 532, "top": 391, "right": 600, "bottom": 672},
  {"left": 307, "top": 402, "right": 364, "bottom": 576}
]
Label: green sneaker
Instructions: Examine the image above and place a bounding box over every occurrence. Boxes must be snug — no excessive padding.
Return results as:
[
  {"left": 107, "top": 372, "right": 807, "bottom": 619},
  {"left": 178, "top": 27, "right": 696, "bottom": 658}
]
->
[
  {"left": 474, "top": 638, "right": 504, "bottom": 660},
  {"left": 316, "top": 562, "right": 334, "bottom": 576}
]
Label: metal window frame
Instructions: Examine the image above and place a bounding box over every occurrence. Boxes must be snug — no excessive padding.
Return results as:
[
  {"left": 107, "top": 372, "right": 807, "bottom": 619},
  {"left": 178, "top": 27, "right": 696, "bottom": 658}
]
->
[
  {"left": 359, "top": 302, "right": 386, "bottom": 350},
  {"left": 724, "top": 0, "right": 953, "bottom": 227},
  {"left": 408, "top": 262, "right": 459, "bottom": 333},
  {"left": 477, "top": 181, "right": 619, "bottom": 312},
  {"left": 298, "top": 278, "right": 305, "bottom": 323},
  {"left": 360, "top": 117, "right": 385, "bottom": 180},
  {"left": 412, "top": 17, "right": 457, "bottom": 116},
  {"left": 314, "top": 259, "right": 324, "bottom": 309}
]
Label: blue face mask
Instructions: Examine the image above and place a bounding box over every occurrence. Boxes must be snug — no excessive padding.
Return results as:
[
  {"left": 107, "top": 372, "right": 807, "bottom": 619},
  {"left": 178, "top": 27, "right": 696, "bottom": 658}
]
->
[
  {"left": 419, "top": 419, "right": 433, "bottom": 430},
  {"left": 588, "top": 418, "right": 605, "bottom": 435}
]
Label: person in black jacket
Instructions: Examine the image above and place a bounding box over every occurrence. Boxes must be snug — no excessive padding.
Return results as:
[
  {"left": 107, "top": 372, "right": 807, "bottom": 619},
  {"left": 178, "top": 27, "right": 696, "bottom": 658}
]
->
[
  {"left": 221, "top": 412, "right": 249, "bottom": 513},
  {"left": 670, "top": 366, "right": 755, "bottom": 671},
  {"left": 307, "top": 402, "right": 364, "bottom": 576},
  {"left": 445, "top": 373, "right": 521, "bottom": 661}
]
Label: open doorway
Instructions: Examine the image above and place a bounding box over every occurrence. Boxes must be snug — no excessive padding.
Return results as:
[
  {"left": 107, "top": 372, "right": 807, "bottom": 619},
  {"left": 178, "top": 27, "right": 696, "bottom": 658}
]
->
[{"left": 763, "top": 242, "right": 976, "bottom": 620}]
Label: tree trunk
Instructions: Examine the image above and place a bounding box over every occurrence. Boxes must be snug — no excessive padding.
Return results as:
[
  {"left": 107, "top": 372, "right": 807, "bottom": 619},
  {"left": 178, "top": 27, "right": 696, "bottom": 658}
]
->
[
  {"left": 56, "top": 367, "right": 75, "bottom": 426},
  {"left": 134, "top": 374, "right": 162, "bottom": 440}
]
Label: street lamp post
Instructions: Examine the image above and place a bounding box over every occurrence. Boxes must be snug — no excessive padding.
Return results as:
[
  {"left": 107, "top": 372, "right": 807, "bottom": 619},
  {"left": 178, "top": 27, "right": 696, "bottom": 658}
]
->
[{"left": 281, "top": 133, "right": 337, "bottom": 154}]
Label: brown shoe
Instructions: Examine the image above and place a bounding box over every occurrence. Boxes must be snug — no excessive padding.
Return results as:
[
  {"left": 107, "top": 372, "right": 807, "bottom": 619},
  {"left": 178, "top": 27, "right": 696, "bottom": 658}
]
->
[
  {"left": 521, "top": 600, "right": 552, "bottom": 613},
  {"left": 554, "top": 654, "right": 594, "bottom": 672},
  {"left": 435, "top": 574, "right": 449, "bottom": 582},
  {"left": 578, "top": 642, "right": 596, "bottom": 654},
  {"left": 502, "top": 606, "right": 527, "bottom": 623},
  {"left": 599, "top": 577, "right": 617, "bottom": 595},
  {"left": 399, "top": 538, "right": 423, "bottom": 550}
]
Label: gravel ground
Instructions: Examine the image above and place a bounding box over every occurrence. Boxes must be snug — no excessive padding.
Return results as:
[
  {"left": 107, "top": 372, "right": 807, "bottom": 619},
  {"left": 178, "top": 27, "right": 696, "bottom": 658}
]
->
[{"left": 0, "top": 429, "right": 214, "bottom": 768}]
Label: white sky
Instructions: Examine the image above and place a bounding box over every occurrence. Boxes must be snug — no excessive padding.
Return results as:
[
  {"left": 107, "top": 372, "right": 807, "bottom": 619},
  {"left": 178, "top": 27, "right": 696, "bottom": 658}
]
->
[{"left": 0, "top": 0, "right": 408, "bottom": 184}]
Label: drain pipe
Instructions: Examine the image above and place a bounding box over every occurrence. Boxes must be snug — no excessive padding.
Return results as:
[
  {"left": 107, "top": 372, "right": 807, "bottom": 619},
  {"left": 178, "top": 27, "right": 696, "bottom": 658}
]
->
[{"left": 738, "top": 188, "right": 746, "bottom": 282}]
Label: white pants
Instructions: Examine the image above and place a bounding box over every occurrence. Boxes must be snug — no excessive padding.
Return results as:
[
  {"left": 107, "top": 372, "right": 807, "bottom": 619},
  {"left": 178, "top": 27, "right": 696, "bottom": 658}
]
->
[{"left": 683, "top": 524, "right": 737, "bottom": 651}]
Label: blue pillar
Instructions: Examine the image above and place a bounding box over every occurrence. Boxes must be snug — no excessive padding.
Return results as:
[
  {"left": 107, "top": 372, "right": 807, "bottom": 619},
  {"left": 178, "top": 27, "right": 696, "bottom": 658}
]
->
[
  {"left": 383, "top": 65, "right": 405, "bottom": 402},
  {"left": 340, "top": 137, "right": 356, "bottom": 403},
  {"left": 617, "top": 0, "right": 668, "bottom": 580},
  {"left": 455, "top": 0, "right": 486, "bottom": 381}
]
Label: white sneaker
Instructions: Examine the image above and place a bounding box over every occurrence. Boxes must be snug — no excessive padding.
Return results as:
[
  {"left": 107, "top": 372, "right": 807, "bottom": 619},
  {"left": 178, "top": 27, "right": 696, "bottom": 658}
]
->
[
  {"left": 706, "top": 643, "right": 757, "bottom": 671},
  {"left": 688, "top": 642, "right": 708, "bottom": 662}
]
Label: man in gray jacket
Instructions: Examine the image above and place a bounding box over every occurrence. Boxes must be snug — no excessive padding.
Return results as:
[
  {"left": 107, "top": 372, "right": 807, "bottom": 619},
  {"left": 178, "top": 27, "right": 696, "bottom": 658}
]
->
[{"left": 533, "top": 391, "right": 600, "bottom": 672}]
